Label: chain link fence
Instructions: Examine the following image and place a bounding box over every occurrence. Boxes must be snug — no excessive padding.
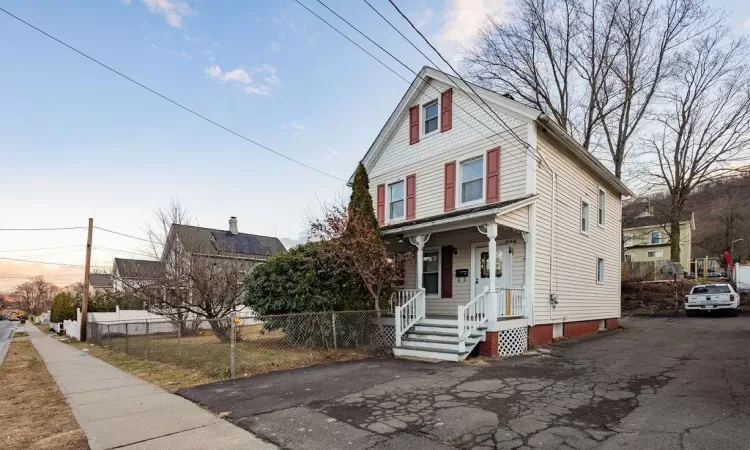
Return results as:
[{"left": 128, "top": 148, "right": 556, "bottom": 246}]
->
[{"left": 87, "top": 311, "right": 396, "bottom": 379}]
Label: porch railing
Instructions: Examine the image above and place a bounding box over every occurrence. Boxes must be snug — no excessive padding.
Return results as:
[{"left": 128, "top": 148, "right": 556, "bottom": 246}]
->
[
  {"left": 498, "top": 288, "right": 525, "bottom": 317},
  {"left": 457, "top": 287, "right": 490, "bottom": 352},
  {"left": 390, "top": 289, "right": 420, "bottom": 313},
  {"left": 394, "top": 289, "right": 425, "bottom": 347}
]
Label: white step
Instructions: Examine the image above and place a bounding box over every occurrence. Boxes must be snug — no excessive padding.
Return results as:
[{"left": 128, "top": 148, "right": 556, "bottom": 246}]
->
[
  {"left": 406, "top": 329, "right": 484, "bottom": 341},
  {"left": 419, "top": 318, "right": 459, "bottom": 326},
  {"left": 400, "top": 337, "right": 481, "bottom": 351},
  {"left": 393, "top": 346, "right": 468, "bottom": 362}
]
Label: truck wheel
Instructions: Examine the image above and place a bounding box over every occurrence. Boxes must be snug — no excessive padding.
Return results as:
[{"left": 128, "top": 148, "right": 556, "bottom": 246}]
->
[
  {"left": 686, "top": 310, "right": 695, "bottom": 317},
  {"left": 729, "top": 309, "right": 739, "bottom": 317}
]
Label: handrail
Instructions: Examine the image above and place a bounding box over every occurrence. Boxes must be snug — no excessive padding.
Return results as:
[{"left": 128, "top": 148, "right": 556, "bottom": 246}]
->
[
  {"left": 394, "top": 288, "right": 425, "bottom": 347},
  {"left": 390, "top": 289, "right": 420, "bottom": 313},
  {"left": 457, "top": 287, "right": 490, "bottom": 351},
  {"left": 497, "top": 288, "right": 525, "bottom": 317}
]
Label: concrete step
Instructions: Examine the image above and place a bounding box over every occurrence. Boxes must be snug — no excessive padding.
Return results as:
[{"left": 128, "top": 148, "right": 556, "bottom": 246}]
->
[
  {"left": 400, "top": 337, "right": 477, "bottom": 351},
  {"left": 406, "top": 330, "right": 484, "bottom": 342},
  {"left": 392, "top": 345, "right": 469, "bottom": 362}
]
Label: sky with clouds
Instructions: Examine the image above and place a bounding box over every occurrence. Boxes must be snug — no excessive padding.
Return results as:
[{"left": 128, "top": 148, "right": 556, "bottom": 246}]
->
[{"left": 0, "top": 0, "right": 749, "bottom": 291}]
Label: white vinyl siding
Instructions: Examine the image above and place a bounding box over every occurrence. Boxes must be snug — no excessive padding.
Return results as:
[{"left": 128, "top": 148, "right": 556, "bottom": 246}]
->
[
  {"left": 368, "top": 79, "right": 530, "bottom": 222},
  {"left": 497, "top": 206, "right": 530, "bottom": 232},
  {"left": 533, "top": 128, "right": 622, "bottom": 324}
]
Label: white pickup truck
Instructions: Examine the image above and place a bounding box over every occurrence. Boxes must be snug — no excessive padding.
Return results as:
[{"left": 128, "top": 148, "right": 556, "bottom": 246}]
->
[{"left": 684, "top": 284, "right": 741, "bottom": 317}]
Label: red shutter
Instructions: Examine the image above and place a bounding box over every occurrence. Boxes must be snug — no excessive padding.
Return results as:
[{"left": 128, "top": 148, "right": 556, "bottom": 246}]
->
[
  {"left": 409, "top": 106, "right": 420, "bottom": 145},
  {"left": 376, "top": 184, "right": 385, "bottom": 225},
  {"left": 405, "top": 174, "right": 416, "bottom": 220},
  {"left": 441, "top": 245, "right": 453, "bottom": 298},
  {"left": 444, "top": 162, "right": 456, "bottom": 212},
  {"left": 486, "top": 147, "right": 500, "bottom": 203},
  {"left": 440, "top": 88, "right": 453, "bottom": 132}
]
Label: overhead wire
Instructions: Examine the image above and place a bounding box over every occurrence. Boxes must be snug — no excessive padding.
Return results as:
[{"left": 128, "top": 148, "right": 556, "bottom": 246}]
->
[
  {"left": 0, "top": 6, "right": 347, "bottom": 183},
  {"left": 297, "top": 0, "right": 543, "bottom": 168},
  {"left": 384, "top": 0, "right": 536, "bottom": 154},
  {"left": 93, "top": 226, "right": 151, "bottom": 243}
]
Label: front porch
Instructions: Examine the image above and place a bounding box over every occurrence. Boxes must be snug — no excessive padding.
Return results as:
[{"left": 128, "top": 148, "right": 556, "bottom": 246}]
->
[{"left": 382, "top": 201, "right": 534, "bottom": 361}]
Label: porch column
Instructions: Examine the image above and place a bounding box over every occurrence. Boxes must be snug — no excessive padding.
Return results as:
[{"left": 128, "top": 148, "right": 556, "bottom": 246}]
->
[
  {"left": 484, "top": 223, "right": 499, "bottom": 328},
  {"left": 409, "top": 234, "right": 431, "bottom": 290}
]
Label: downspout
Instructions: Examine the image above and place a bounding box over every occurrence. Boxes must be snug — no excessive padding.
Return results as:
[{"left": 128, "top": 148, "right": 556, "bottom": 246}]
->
[{"left": 532, "top": 116, "right": 560, "bottom": 320}]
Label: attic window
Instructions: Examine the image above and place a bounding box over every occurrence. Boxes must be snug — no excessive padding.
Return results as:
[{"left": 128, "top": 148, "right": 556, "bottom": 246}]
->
[{"left": 424, "top": 100, "right": 438, "bottom": 134}]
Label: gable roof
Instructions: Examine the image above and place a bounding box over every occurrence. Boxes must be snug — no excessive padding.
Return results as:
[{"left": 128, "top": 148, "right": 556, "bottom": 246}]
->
[
  {"left": 169, "top": 224, "right": 286, "bottom": 260},
  {"left": 622, "top": 200, "right": 695, "bottom": 229},
  {"left": 354, "top": 66, "right": 632, "bottom": 197},
  {"left": 113, "top": 258, "right": 164, "bottom": 279},
  {"left": 89, "top": 274, "right": 113, "bottom": 289}
]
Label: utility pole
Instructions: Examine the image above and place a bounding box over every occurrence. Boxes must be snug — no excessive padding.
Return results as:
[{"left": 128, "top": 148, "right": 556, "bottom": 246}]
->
[{"left": 80, "top": 218, "right": 93, "bottom": 342}]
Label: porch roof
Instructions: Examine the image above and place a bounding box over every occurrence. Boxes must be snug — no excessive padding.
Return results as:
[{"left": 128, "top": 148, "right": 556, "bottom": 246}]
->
[{"left": 381, "top": 195, "right": 537, "bottom": 236}]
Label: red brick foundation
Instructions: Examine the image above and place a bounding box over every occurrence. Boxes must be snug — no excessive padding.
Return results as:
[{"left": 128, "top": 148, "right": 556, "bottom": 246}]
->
[
  {"left": 563, "top": 320, "right": 600, "bottom": 338},
  {"left": 478, "top": 331, "right": 499, "bottom": 356},
  {"left": 605, "top": 318, "right": 618, "bottom": 330},
  {"left": 528, "top": 324, "right": 553, "bottom": 347}
]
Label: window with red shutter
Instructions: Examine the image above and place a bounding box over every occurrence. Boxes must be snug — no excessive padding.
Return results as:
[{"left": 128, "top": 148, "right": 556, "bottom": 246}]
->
[
  {"left": 405, "top": 174, "right": 416, "bottom": 220},
  {"left": 486, "top": 148, "right": 500, "bottom": 203},
  {"left": 440, "top": 88, "right": 453, "bottom": 132},
  {"left": 376, "top": 184, "right": 385, "bottom": 225},
  {"left": 409, "top": 106, "right": 419, "bottom": 144},
  {"left": 444, "top": 162, "right": 456, "bottom": 211}
]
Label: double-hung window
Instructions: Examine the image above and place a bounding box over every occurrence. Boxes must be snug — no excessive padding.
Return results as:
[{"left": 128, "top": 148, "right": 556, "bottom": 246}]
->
[
  {"left": 647, "top": 250, "right": 663, "bottom": 258},
  {"left": 650, "top": 231, "right": 661, "bottom": 245},
  {"left": 424, "top": 100, "right": 439, "bottom": 134},
  {"left": 388, "top": 181, "right": 404, "bottom": 220},
  {"left": 460, "top": 157, "right": 484, "bottom": 204},
  {"left": 596, "top": 258, "right": 604, "bottom": 284},
  {"left": 581, "top": 201, "right": 590, "bottom": 234},
  {"left": 423, "top": 250, "right": 440, "bottom": 295},
  {"left": 598, "top": 188, "right": 606, "bottom": 227}
]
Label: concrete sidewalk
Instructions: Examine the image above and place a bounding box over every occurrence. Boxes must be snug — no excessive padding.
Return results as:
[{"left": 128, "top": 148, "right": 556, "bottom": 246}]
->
[{"left": 26, "top": 323, "right": 276, "bottom": 450}]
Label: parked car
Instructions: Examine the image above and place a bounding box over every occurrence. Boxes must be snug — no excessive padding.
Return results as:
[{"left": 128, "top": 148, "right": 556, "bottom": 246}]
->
[{"left": 685, "top": 284, "right": 741, "bottom": 316}]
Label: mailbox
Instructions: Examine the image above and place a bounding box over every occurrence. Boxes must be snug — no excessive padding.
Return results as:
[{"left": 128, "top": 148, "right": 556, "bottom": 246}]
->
[{"left": 455, "top": 269, "right": 469, "bottom": 278}]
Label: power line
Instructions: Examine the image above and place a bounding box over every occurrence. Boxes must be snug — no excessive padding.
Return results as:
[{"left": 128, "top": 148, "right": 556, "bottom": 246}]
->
[
  {"left": 385, "top": 0, "right": 533, "bottom": 152},
  {"left": 93, "top": 226, "right": 151, "bottom": 243},
  {"left": 0, "top": 7, "right": 347, "bottom": 183},
  {"left": 0, "top": 245, "right": 83, "bottom": 253},
  {"left": 0, "top": 226, "right": 85, "bottom": 231},
  {"left": 298, "top": 0, "right": 543, "bottom": 169},
  {"left": 0, "top": 255, "right": 106, "bottom": 268}
]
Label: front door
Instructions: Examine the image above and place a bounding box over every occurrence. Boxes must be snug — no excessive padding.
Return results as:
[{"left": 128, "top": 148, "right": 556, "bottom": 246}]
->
[{"left": 474, "top": 245, "right": 510, "bottom": 298}]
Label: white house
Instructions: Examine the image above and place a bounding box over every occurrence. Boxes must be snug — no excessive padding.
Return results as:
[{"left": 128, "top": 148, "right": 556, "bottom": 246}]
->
[{"left": 357, "top": 67, "right": 632, "bottom": 361}]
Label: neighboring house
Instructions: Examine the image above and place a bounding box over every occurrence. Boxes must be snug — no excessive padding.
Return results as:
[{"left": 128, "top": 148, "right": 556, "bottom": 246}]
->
[
  {"left": 357, "top": 66, "right": 632, "bottom": 361},
  {"left": 622, "top": 202, "right": 695, "bottom": 270},
  {"left": 112, "top": 258, "right": 165, "bottom": 291},
  {"left": 89, "top": 274, "right": 114, "bottom": 293},
  {"left": 114, "top": 217, "right": 286, "bottom": 292}
]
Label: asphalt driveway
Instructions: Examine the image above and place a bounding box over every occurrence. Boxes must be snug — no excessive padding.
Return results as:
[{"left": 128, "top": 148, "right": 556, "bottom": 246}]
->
[{"left": 179, "top": 316, "right": 750, "bottom": 449}]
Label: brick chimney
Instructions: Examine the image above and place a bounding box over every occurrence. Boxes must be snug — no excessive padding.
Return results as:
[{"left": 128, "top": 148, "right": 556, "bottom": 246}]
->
[{"left": 229, "top": 216, "right": 238, "bottom": 235}]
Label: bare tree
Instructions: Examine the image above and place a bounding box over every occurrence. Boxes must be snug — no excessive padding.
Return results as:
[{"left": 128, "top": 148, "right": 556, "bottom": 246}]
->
[
  {"left": 114, "top": 201, "right": 252, "bottom": 342},
  {"left": 12, "top": 277, "right": 58, "bottom": 315},
  {"left": 644, "top": 28, "right": 750, "bottom": 262},
  {"left": 308, "top": 200, "right": 408, "bottom": 312},
  {"left": 465, "top": 0, "right": 707, "bottom": 179}
]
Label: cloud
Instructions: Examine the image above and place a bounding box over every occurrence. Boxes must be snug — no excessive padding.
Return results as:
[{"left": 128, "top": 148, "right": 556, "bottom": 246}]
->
[
  {"left": 280, "top": 235, "right": 307, "bottom": 249},
  {"left": 283, "top": 122, "right": 306, "bottom": 130},
  {"left": 204, "top": 64, "right": 280, "bottom": 96},
  {"left": 265, "top": 40, "right": 283, "bottom": 52},
  {"left": 434, "top": 0, "right": 508, "bottom": 63},
  {"left": 745, "top": 17, "right": 750, "bottom": 29},
  {"left": 142, "top": 0, "right": 194, "bottom": 29},
  {"left": 202, "top": 49, "right": 215, "bottom": 62},
  {"left": 122, "top": 0, "right": 133, "bottom": 5}
]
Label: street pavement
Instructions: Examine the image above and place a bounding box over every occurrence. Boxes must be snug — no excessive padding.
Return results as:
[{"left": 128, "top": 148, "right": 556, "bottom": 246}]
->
[
  {"left": 0, "top": 320, "right": 17, "bottom": 365},
  {"left": 180, "top": 316, "right": 750, "bottom": 449},
  {"left": 25, "top": 323, "right": 277, "bottom": 450}
]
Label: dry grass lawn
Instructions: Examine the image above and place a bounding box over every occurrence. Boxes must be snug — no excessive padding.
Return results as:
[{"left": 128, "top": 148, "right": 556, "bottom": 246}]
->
[
  {"left": 64, "top": 323, "right": 381, "bottom": 389},
  {"left": 0, "top": 340, "right": 88, "bottom": 450}
]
